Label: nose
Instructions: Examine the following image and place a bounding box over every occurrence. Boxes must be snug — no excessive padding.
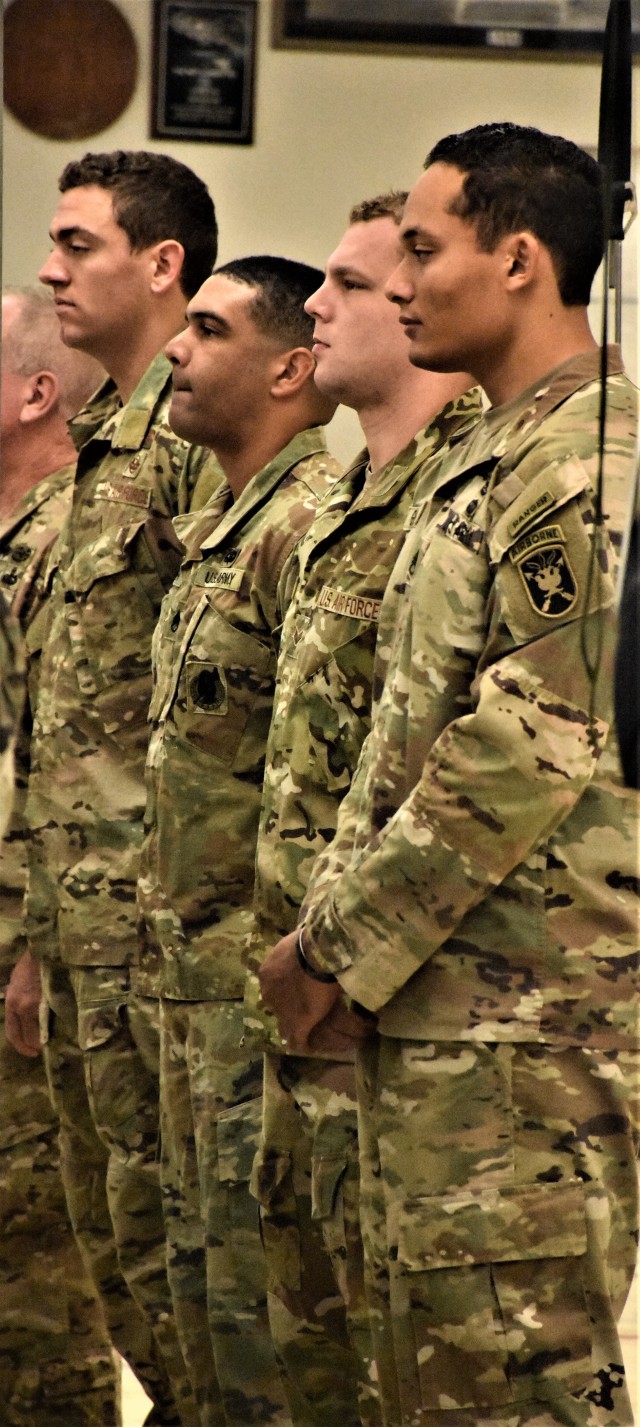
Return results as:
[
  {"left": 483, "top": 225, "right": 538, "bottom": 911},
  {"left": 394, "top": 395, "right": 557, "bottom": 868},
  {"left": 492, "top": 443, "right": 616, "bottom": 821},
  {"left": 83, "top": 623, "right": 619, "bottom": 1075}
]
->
[
  {"left": 385, "top": 256, "right": 414, "bottom": 306},
  {"left": 39, "top": 250, "right": 68, "bottom": 287},
  {"left": 304, "top": 280, "right": 328, "bottom": 321},
  {"left": 165, "top": 326, "right": 190, "bottom": 366}
]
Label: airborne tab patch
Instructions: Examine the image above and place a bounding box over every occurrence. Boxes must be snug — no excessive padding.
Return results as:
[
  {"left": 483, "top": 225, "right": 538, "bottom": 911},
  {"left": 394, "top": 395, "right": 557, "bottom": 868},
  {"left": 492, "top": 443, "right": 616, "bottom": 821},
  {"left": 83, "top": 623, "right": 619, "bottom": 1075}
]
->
[{"left": 510, "top": 525, "right": 578, "bottom": 618}]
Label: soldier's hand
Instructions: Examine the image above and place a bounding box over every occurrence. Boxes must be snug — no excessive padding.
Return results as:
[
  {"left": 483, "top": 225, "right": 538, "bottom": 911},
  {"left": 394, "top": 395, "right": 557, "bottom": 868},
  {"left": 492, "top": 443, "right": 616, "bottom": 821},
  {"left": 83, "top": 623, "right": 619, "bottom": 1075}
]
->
[
  {"left": 307, "top": 998, "right": 377, "bottom": 1055},
  {"left": 258, "top": 930, "right": 343, "bottom": 1053},
  {"left": 5, "top": 948, "right": 42, "bottom": 1057}
]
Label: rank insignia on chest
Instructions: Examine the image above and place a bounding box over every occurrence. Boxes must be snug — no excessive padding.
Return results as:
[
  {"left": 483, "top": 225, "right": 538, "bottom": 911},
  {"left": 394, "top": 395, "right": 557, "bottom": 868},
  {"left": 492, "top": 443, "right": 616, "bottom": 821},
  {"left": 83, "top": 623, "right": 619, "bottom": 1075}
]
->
[{"left": 509, "top": 524, "right": 577, "bottom": 618}]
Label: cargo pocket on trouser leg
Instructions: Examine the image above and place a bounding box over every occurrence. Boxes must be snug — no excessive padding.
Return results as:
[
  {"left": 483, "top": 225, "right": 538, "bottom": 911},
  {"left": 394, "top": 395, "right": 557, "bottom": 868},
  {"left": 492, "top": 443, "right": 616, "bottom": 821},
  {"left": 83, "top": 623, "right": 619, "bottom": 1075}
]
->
[
  {"left": 78, "top": 995, "right": 160, "bottom": 1166},
  {"left": 394, "top": 1178, "right": 592, "bottom": 1419}
]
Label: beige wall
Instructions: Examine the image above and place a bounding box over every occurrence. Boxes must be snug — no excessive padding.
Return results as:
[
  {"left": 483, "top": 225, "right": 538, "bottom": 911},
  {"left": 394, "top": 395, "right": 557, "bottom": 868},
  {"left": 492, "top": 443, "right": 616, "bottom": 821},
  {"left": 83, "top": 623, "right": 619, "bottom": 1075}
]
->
[{"left": 3, "top": 0, "right": 638, "bottom": 460}]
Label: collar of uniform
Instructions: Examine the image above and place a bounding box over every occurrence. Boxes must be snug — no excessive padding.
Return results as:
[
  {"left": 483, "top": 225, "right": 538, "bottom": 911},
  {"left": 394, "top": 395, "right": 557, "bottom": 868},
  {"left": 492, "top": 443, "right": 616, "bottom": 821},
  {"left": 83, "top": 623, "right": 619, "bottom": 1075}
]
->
[
  {"left": 0, "top": 462, "right": 74, "bottom": 547},
  {"left": 197, "top": 424, "right": 330, "bottom": 557},
  {"left": 68, "top": 352, "right": 173, "bottom": 455},
  {"left": 421, "top": 347, "right": 624, "bottom": 500},
  {"left": 480, "top": 345, "right": 624, "bottom": 442}
]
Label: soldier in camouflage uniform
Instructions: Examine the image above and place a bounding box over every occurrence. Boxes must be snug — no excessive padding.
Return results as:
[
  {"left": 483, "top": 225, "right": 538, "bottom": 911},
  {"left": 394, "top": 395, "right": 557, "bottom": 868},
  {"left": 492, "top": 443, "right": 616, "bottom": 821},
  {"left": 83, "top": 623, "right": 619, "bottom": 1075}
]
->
[
  {"left": 244, "top": 196, "right": 479, "bottom": 1427},
  {"left": 0, "top": 599, "right": 23, "bottom": 844},
  {"left": 259, "top": 126, "right": 639, "bottom": 1427},
  {"left": 6, "top": 152, "right": 221, "bottom": 1427},
  {"left": 134, "top": 256, "right": 341, "bottom": 1427},
  {"left": 0, "top": 286, "right": 119, "bottom": 1426}
]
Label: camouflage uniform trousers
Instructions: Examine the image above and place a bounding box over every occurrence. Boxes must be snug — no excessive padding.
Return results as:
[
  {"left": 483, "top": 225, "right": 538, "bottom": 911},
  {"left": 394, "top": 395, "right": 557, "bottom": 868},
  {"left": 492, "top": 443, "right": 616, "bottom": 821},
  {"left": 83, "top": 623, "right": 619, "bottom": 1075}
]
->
[
  {"left": 40, "top": 962, "right": 200, "bottom": 1427},
  {"left": 0, "top": 999, "right": 120, "bottom": 1426},
  {"left": 252, "top": 1049, "right": 380, "bottom": 1427},
  {"left": 159, "top": 996, "right": 292, "bottom": 1427},
  {"left": 354, "top": 1036, "right": 640, "bottom": 1427}
]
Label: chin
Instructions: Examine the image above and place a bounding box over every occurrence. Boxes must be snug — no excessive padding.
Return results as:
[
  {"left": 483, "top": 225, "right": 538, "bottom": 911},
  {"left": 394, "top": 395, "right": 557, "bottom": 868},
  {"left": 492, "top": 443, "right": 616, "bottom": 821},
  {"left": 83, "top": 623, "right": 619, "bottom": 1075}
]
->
[{"left": 408, "top": 348, "right": 449, "bottom": 372}]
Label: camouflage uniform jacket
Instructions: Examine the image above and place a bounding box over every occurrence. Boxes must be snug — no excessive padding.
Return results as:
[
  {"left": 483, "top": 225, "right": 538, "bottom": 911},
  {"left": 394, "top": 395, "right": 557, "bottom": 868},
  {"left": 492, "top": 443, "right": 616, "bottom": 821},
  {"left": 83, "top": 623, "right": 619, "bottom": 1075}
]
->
[
  {"left": 304, "top": 349, "right": 639, "bottom": 1050},
  {"left": 0, "top": 595, "right": 24, "bottom": 847},
  {"left": 25, "top": 354, "right": 222, "bottom": 969},
  {"left": 0, "top": 466, "right": 73, "bottom": 988},
  {"left": 252, "top": 391, "right": 483, "bottom": 958},
  {"left": 135, "top": 425, "right": 342, "bottom": 1002}
]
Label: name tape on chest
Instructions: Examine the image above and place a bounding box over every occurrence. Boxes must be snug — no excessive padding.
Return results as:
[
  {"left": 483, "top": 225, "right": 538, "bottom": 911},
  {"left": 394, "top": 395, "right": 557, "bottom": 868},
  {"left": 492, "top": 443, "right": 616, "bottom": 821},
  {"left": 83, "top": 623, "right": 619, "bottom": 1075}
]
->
[
  {"left": 195, "top": 565, "right": 244, "bottom": 592},
  {"left": 509, "top": 523, "right": 577, "bottom": 618},
  {"left": 315, "top": 584, "right": 381, "bottom": 622},
  {"left": 94, "top": 480, "right": 151, "bottom": 509}
]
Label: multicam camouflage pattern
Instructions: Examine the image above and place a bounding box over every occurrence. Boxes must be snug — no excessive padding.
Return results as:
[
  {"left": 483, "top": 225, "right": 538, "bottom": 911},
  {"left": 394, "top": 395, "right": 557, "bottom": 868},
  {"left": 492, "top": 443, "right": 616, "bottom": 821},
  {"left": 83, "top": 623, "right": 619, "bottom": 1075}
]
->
[
  {"left": 250, "top": 390, "right": 483, "bottom": 974},
  {"left": 41, "top": 962, "right": 198, "bottom": 1427},
  {"left": 136, "top": 425, "right": 341, "bottom": 1002},
  {"left": 0, "top": 595, "right": 24, "bottom": 845},
  {"left": 136, "top": 427, "right": 340, "bottom": 1426},
  {"left": 302, "top": 350, "right": 639, "bottom": 1425},
  {"left": 253, "top": 1050, "right": 377, "bottom": 1427},
  {"left": 356, "top": 1037, "right": 640, "bottom": 1427},
  {"left": 25, "top": 355, "right": 223, "bottom": 971},
  {"left": 21, "top": 356, "right": 220, "bottom": 1426},
  {"left": 160, "top": 999, "right": 283, "bottom": 1427},
  {"left": 0, "top": 1004, "right": 119, "bottom": 1426},
  {"left": 0, "top": 467, "right": 120, "bottom": 1424},
  {"left": 244, "top": 393, "right": 482, "bottom": 1427},
  {"left": 305, "top": 351, "right": 639, "bottom": 1049},
  {"left": 0, "top": 465, "right": 73, "bottom": 984}
]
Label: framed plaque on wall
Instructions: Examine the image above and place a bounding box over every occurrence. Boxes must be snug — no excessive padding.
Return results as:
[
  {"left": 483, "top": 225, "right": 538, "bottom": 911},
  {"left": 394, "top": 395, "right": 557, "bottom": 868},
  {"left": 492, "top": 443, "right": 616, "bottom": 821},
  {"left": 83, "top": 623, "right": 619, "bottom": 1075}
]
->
[
  {"left": 273, "top": 0, "right": 640, "bottom": 59},
  {"left": 152, "top": 0, "right": 257, "bottom": 143}
]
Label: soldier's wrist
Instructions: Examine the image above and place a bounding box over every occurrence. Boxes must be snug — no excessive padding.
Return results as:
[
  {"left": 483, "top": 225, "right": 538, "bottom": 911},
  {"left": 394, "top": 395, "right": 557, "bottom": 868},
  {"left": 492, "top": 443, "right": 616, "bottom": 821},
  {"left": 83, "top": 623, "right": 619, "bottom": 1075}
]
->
[{"left": 295, "top": 926, "right": 337, "bottom": 984}]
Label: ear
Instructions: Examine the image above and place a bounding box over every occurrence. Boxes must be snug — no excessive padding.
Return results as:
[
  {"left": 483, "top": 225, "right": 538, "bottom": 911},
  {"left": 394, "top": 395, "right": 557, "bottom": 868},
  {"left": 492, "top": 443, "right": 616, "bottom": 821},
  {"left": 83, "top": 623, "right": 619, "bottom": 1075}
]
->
[
  {"left": 269, "top": 346, "right": 316, "bottom": 400},
  {"left": 149, "top": 240, "right": 185, "bottom": 295},
  {"left": 502, "top": 232, "right": 541, "bottom": 291},
  {"left": 20, "top": 370, "right": 59, "bottom": 424}
]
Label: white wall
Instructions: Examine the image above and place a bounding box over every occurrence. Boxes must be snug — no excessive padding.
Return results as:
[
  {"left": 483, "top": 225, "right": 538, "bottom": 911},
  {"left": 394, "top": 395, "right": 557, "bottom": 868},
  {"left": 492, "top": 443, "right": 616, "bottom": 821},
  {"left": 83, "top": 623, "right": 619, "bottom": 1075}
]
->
[{"left": 3, "top": 0, "right": 638, "bottom": 461}]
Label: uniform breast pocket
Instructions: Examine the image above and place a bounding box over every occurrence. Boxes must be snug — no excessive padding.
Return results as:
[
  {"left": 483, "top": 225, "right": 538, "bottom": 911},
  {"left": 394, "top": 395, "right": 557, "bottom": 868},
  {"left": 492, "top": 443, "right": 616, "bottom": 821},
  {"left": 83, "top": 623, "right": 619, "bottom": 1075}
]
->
[
  {"left": 64, "top": 519, "right": 167, "bottom": 725},
  {"left": 172, "top": 599, "right": 276, "bottom": 767}
]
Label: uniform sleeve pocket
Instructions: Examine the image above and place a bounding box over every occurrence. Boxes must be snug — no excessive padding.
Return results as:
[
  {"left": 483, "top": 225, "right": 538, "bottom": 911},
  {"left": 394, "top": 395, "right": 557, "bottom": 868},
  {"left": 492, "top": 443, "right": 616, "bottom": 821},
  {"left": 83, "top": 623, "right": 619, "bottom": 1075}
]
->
[{"left": 395, "top": 1179, "right": 592, "bottom": 1412}]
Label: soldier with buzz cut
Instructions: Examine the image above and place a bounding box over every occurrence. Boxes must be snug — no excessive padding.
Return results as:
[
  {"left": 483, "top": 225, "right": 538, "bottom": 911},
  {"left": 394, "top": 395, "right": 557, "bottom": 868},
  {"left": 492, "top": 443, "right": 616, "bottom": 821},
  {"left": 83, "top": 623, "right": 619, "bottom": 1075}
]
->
[
  {"left": 134, "top": 254, "right": 341, "bottom": 1427},
  {"left": 260, "top": 124, "right": 639, "bottom": 1427},
  {"left": 245, "top": 193, "right": 478, "bottom": 1427},
  {"left": 0, "top": 285, "right": 119, "bottom": 1427},
  {"left": 5, "top": 150, "right": 221, "bottom": 1427}
]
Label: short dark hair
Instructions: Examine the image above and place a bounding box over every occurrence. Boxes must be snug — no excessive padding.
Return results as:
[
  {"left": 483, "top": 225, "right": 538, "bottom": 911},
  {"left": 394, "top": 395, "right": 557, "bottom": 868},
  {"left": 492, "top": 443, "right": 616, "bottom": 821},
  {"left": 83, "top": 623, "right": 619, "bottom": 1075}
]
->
[
  {"left": 349, "top": 190, "right": 408, "bottom": 226},
  {"left": 59, "top": 150, "right": 218, "bottom": 298},
  {"left": 427, "top": 123, "right": 604, "bottom": 306},
  {"left": 213, "top": 256, "right": 324, "bottom": 349}
]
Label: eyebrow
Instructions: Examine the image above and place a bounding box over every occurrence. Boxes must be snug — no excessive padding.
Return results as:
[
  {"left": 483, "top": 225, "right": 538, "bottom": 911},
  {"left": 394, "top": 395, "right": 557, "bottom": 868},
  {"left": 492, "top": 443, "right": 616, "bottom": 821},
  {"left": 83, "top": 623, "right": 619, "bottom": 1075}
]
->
[
  {"left": 328, "top": 264, "right": 371, "bottom": 283},
  {"left": 49, "top": 224, "right": 96, "bottom": 243},
  {"left": 399, "top": 224, "right": 432, "bottom": 245},
  {"left": 186, "top": 307, "right": 231, "bottom": 332}
]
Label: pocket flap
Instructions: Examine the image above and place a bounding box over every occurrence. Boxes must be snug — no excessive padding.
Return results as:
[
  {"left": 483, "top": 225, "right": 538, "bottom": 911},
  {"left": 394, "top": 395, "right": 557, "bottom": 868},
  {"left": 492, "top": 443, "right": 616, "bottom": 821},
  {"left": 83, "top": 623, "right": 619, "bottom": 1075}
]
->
[
  {"left": 217, "top": 1096, "right": 262, "bottom": 1186},
  {"left": 77, "top": 1000, "right": 126, "bottom": 1052},
  {"left": 69, "top": 521, "right": 146, "bottom": 595},
  {"left": 250, "top": 1147, "right": 291, "bottom": 1207},
  {"left": 397, "top": 1179, "right": 587, "bottom": 1271}
]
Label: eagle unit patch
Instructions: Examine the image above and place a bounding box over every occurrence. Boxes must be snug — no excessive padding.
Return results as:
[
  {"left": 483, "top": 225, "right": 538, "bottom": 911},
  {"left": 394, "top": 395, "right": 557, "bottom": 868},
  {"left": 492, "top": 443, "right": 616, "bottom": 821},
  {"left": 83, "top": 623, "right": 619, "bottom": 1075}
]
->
[{"left": 509, "top": 524, "right": 578, "bottom": 617}]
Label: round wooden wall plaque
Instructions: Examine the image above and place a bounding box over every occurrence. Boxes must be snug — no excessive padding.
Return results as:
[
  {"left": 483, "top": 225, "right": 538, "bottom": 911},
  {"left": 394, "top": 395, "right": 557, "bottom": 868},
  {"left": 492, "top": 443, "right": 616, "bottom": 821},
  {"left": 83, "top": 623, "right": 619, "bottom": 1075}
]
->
[{"left": 4, "top": 0, "right": 138, "bottom": 141}]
